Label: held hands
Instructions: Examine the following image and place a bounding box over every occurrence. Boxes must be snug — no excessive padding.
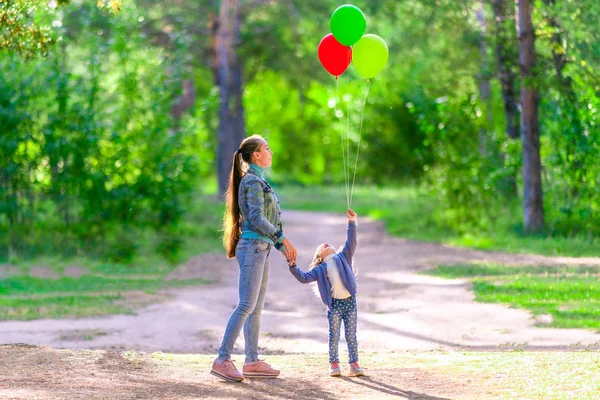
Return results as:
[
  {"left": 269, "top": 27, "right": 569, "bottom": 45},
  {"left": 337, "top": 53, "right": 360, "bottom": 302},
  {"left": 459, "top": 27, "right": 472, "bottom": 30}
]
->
[
  {"left": 347, "top": 208, "right": 357, "bottom": 223},
  {"left": 281, "top": 236, "right": 297, "bottom": 265}
]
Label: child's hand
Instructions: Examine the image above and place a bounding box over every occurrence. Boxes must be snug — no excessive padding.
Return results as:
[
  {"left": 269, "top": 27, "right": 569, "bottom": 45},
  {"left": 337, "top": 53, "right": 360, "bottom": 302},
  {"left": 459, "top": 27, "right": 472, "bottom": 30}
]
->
[{"left": 347, "top": 208, "right": 357, "bottom": 223}]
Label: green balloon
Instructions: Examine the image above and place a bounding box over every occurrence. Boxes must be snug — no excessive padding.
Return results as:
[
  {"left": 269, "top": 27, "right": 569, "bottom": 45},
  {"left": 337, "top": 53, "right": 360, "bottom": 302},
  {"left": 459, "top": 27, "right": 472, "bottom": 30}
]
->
[
  {"left": 330, "top": 5, "right": 366, "bottom": 46},
  {"left": 352, "top": 34, "right": 389, "bottom": 79}
]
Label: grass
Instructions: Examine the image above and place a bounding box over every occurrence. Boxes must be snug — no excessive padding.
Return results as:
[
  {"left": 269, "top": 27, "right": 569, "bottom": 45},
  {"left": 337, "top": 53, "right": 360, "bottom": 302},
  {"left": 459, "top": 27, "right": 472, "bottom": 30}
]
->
[
  {"left": 0, "top": 275, "right": 205, "bottom": 296},
  {"left": 0, "top": 274, "right": 209, "bottom": 321},
  {"left": 276, "top": 185, "right": 600, "bottom": 257},
  {"left": 0, "top": 194, "right": 224, "bottom": 321},
  {"left": 1, "top": 294, "right": 131, "bottom": 320},
  {"left": 425, "top": 263, "right": 600, "bottom": 331}
]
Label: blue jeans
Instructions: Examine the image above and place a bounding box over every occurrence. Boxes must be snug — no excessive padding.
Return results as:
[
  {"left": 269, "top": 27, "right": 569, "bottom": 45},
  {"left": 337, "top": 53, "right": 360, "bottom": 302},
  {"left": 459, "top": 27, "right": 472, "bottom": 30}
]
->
[
  {"left": 218, "top": 238, "right": 271, "bottom": 362},
  {"left": 328, "top": 296, "right": 359, "bottom": 363}
]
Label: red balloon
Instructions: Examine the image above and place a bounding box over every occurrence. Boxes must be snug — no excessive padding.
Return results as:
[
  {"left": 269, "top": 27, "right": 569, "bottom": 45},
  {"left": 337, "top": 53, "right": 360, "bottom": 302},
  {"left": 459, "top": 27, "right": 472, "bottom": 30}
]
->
[{"left": 318, "top": 33, "right": 352, "bottom": 77}]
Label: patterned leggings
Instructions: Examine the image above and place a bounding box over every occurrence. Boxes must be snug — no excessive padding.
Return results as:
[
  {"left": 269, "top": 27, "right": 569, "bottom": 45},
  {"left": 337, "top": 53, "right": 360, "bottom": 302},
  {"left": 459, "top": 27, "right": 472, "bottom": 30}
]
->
[{"left": 327, "top": 296, "right": 358, "bottom": 363}]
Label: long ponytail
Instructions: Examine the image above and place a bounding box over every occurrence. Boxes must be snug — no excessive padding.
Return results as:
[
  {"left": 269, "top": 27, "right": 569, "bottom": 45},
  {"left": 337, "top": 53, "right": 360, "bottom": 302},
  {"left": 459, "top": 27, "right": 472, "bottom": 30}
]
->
[
  {"left": 223, "top": 151, "right": 244, "bottom": 258},
  {"left": 223, "top": 134, "right": 266, "bottom": 258}
]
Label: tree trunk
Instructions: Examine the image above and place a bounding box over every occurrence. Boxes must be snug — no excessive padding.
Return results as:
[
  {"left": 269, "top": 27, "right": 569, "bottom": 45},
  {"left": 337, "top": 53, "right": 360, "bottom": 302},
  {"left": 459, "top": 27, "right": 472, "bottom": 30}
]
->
[
  {"left": 209, "top": 0, "right": 220, "bottom": 85},
  {"left": 491, "top": 0, "right": 520, "bottom": 140},
  {"left": 170, "top": 79, "right": 196, "bottom": 130},
  {"left": 216, "top": 0, "right": 246, "bottom": 196},
  {"left": 231, "top": 4, "right": 246, "bottom": 156},
  {"left": 475, "top": 1, "right": 493, "bottom": 156},
  {"left": 517, "top": 0, "right": 544, "bottom": 232}
]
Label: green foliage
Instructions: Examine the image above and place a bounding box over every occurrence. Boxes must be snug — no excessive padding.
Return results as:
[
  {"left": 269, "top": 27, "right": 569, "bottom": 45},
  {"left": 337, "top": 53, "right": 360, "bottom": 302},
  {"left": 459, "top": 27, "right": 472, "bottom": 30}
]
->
[
  {"left": 0, "top": 0, "right": 55, "bottom": 59},
  {"left": 0, "top": 2, "right": 207, "bottom": 262},
  {"left": 2, "top": 0, "right": 599, "bottom": 262},
  {"left": 0, "top": 0, "right": 122, "bottom": 59},
  {"left": 533, "top": 1, "right": 600, "bottom": 236},
  {"left": 426, "top": 263, "right": 600, "bottom": 331},
  {"left": 414, "top": 95, "right": 506, "bottom": 231}
]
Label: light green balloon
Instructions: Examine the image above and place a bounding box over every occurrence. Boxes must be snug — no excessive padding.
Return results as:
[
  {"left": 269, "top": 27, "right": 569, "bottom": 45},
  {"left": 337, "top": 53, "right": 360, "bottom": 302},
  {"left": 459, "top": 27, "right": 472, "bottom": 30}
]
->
[{"left": 352, "top": 34, "right": 389, "bottom": 79}]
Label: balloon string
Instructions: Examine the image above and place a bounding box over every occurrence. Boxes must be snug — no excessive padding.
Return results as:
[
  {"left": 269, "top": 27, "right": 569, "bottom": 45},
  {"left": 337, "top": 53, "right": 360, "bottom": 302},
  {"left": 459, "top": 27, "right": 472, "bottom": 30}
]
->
[
  {"left": 345, "top": 47, "right": 352, "bottom": 210},
  {"left": 336, "top": 76, "right": 350, "bottom": 209},
  {"left": 349, "top": 79, "right": 370, "bottom": 209},
  {"left": 346, "top": 84, "right": 351, "bottom": 211}
]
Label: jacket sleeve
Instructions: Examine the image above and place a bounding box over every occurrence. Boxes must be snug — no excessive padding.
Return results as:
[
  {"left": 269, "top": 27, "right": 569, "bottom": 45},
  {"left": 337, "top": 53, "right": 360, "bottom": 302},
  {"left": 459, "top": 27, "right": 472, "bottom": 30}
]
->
[
  {"left": 340, "top": 222, "right": 357, "bottom": 263},
  {"left": 245, "top": 178, "right": 283, "bottom": 243},
  {"left": 288, "top": 264, "right": 319, "bottom": 284}
]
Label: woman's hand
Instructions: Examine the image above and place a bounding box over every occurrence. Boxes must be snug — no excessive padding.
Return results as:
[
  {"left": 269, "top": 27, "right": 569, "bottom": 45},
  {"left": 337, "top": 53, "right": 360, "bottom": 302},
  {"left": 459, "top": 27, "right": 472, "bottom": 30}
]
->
[
  {"left": 347, "top": 208, "right": 357, "bottom": 223},
  {"left": 281, "top": 237, "right": 297, "bottom": 264}
]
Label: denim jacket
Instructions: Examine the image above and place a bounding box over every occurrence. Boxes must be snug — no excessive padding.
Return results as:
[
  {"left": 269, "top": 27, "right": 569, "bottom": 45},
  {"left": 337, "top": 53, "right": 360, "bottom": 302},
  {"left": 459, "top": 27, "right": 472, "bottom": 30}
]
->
[
  {"left": 239, "top": 167, "right": 284, "bottom": 245},
  {"left": 289, "top": 222, "right": 358, "bottom": 310}
]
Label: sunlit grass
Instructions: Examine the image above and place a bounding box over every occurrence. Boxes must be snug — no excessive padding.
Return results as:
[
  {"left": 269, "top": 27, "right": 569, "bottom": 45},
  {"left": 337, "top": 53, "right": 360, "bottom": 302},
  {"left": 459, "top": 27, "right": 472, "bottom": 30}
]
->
[
  {"left": 0, "top": 274, "right": 209, "bottom": 321},
  {"left": 426, "top": 263, "right": 600, "bottom": 331}
]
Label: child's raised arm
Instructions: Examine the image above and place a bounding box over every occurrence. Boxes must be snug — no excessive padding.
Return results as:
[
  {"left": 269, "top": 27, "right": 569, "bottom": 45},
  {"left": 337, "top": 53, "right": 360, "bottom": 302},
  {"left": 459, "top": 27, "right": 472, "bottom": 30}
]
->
[{"left": 340, "top": 208, "right": 357, "bottom": 262}]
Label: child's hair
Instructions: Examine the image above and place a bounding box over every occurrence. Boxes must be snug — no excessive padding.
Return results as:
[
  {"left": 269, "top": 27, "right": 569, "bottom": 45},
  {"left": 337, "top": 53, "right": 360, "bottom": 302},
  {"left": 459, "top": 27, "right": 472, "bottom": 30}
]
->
[
  {"left": 309, "top": 243, "right": 329, "bottom": 270},
  {"left": 222, "top": 134, "right": 266, "bottom": 259}
]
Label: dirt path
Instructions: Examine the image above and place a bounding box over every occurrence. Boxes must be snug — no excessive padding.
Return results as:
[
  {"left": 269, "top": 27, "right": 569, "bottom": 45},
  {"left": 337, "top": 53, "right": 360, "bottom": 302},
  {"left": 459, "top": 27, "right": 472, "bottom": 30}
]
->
[
  {"left": 2, "top": 210, "right": 600, "bottom": 399},
  {"left": 7, "top": 345, "right": 596, "bottom": 400},
  {"left": 1, "top": 210, "right": 600, "bottom": 354}
]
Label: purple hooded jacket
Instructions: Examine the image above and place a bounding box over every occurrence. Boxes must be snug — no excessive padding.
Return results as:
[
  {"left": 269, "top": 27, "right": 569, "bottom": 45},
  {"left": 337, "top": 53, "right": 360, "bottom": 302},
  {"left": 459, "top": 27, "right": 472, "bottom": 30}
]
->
[{"left": 288, "top": 222, "right": 357, "bottom": 310}]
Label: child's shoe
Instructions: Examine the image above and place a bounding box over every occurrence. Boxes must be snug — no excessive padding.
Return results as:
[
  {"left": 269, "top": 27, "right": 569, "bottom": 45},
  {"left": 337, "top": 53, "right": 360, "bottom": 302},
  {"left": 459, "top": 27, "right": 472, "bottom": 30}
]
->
[
  {"left": 243, "top": 359, "right": 280, "bottom": 378},
  {"left": 210, "top": 358, "right": 244, "bottom": 382},
  {"left": 329, "top": 362, "right": 341, "bottom": 377},
  {"left": 349, "top": 362, "right": 364, "bottom": 377}
]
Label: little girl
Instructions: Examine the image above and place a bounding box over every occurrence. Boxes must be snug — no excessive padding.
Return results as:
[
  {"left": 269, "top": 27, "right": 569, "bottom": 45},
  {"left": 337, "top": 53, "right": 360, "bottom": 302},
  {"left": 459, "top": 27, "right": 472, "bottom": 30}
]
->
[{"left": 287, "top": 209, "right": 364, "bottom": 377}]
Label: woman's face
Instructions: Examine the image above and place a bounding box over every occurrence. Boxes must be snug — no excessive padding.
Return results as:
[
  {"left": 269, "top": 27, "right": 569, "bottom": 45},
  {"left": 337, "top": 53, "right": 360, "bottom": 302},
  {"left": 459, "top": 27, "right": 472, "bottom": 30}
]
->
[{"left": 252, "top": 142, "right": 273, "bottom": 168}]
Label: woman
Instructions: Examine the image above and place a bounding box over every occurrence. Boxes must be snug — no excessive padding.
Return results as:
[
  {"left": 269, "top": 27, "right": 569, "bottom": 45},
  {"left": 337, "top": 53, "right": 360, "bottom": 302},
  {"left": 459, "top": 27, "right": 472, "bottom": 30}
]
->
[{"left": 211, "top": 134, "right": 297, "bottom": 382}]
